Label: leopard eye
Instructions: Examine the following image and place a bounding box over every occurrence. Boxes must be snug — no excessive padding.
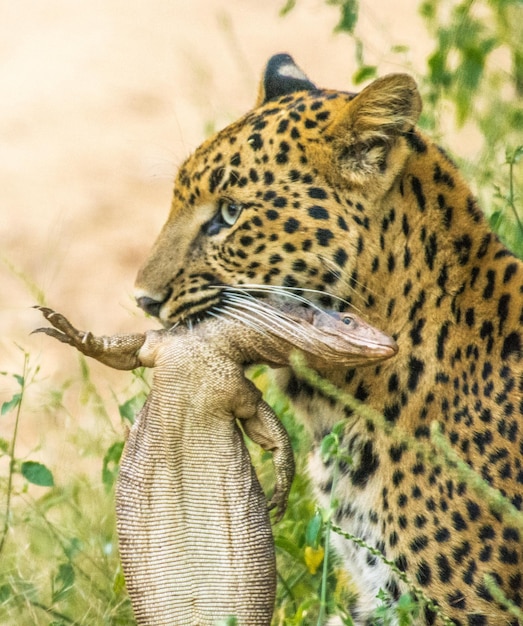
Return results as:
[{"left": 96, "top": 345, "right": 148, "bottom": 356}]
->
[
  {"left": 204, "top": 199, "right": 244, "bottom": 236},
  {"left": 219, "top": 199, "right": 243, "bottom": 226}
]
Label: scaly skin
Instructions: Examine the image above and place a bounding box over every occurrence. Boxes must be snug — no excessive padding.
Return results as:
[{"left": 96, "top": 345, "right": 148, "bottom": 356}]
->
[{"left": 34, "top": 303, "right": 396, "bottom": 625}]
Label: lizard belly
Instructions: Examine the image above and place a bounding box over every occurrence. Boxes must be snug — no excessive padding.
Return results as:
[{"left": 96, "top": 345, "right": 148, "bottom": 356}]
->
[{"left": 116, "top": 389, "right": 276, "bottom": 626}]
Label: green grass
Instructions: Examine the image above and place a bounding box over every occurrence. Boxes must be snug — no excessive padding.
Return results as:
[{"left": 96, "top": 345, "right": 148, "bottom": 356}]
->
[{"left": 0, "top": 353, "right": 135, "bottom": 625}]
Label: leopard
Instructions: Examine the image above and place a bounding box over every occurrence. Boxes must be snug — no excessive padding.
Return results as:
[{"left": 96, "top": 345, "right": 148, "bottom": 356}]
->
[{"left": 133, "top": 54, "right": 523, "bottom": 625}]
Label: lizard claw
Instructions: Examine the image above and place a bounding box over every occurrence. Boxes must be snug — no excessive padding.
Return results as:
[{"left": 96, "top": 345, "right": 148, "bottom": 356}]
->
[
  {"left": 268, "top": 493, "right": 288, "bottom": 523},
  {"left": 31, "top": 326, "right": 75, "bottom": 345},
  {"left": 33, "top": 305, "right": 58, "bottom": 317},
  {"left": 33, "top": 306, "right": 86, "bottom": 340}
]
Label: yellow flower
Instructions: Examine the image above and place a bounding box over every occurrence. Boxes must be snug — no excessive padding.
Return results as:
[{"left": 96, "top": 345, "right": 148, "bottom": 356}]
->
[{"left": 304, "top": 545, "right": 324, "bottom": 574}]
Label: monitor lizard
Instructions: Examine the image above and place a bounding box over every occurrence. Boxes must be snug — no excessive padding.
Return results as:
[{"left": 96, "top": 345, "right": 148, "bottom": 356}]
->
[{"left": 34, "top": 299, "right": 397, "bottom": 625}]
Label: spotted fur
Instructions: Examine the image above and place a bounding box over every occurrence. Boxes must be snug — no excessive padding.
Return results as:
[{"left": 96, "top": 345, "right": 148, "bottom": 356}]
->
[{"left": 135, "top": 54, "right": 523, "bottom": 625}]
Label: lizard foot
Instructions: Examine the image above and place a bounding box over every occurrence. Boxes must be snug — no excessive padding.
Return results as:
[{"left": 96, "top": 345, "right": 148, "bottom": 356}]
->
[{"left": 32, "top": 306, "right": 146, "bottom": 370}]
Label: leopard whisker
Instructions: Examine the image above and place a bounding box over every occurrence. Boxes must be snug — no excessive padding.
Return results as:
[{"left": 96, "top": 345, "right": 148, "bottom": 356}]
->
[
  {"left": 210, "top": 306, "right": 271, "bottom": 337},
  {"left": 229, "top": 283, "right": 326, "bottom": 305},
  {"left": 224, "top": 305, "right": 293, "bottom": 339},
  {"left": 224, "top": 286, "right": 312, "bottom": 310},
  {"left": 222, "top": 293, "right": 306, "bottom": 329},
  {"left": 222, "top": 295, "right": 315, "bottom": 342},
  {"left": 317, "top": 254, "right": 383, "bottom": 318},
  {"left": 316, "top": 255, "right": 364, "bottom": 305},
  {"left": 219, "top": 283, "right": 352, "bottom": 311},
  {"left": 317, "top": 254, "right": 378, "bottom": 303}
]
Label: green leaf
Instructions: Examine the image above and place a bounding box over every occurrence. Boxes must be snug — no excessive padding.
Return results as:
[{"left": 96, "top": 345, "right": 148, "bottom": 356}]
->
[
  {"left": 222, "top": 618, "right": 239, "bottom": 626},
  {"left": 0, "top": 437, "right": 9, "bottom": 454},
  {"left": 112, "top": 566, "right": 127, "bottom": 595},
  {"left": 102, "top": 441, "right": 124, "bottom": 491},
  {"left": 274, "top": 535, "right": 305, "bottom": 560},
  {"left": 64, "top": 537, "right": 82, "bottom": 560},
  {"left": 279, "top": 0, "right": 296, "bottom": 16},
  {"left": 460, "top": 51, "right": 484, "bottom": 90},
  {"left": 418, "top": 0, "right": 436, "bottom": 20},
  {"left": 397, "top": 592, "right": 421, "bottom": 624},
  {"left": 215, "top": 618, "right": 238, "bottom": 626},
  {"left": 331, "top": 420, "right": 346, "bottom": 437},
  {"left": 320, "top": 432, "right": 338, "bottom": 461},
  {"left": 329, "top": 0, "right": 359, "bottom": 34},
  {"left": 13, "top": 374, "right": 24, "bottom": 386},
  {"left": 1, "top": 393, "right": 21, "bottom": 416},
  {"left": 507, "top": 145, "right": 523, "bottom": 165},
  {"left": 21, "top": 461, "right": 54, "bottom": 487},
  {"left": 0, "top": 584, "right": 11, "bottom": 602},
  {"left": 305, "top": 511, "right": 323, "bottom": 548},
  {"left": 489, "top": 210, "right": 504, "bottom": 231},
  {"left": 118, "top": 392, "right": 146, "bottom": 425},
  {"left": 427, "top": 50, "right": 451, "bottom": 87},
  {"left": 391, "top": 44, "right": 409, "bottom": 54},
  {"left": 52, "top": 562, "right": 75, "bottom": 602},
  {"left": 352, "top": 65, "right": 377, "bottom": 85},
  {"left": 338, "top": 452, "right": 353, "bottom": 467}
]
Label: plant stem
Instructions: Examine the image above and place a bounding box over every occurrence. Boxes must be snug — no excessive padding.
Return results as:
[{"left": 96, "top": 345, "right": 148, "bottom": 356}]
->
[
  {"left": 0, "top": 352, "right": 28, "bottom": 556},
  {"left": 508, "top": 156, "right": 523, "bottom": 233},
  {"left": 30, "top": 600, "right": 77, "bottom": 624},
  {"left": 317, "top": 450, "right": 339, "bottom": 625}
]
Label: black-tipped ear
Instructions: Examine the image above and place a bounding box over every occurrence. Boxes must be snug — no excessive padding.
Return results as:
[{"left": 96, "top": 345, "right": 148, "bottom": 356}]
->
[{"left": 256, "top": 53, "right": 316, "bottom": 106}]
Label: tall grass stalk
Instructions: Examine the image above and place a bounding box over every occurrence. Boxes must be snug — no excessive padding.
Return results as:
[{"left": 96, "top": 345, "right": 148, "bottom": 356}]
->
[
  {"left": 0, "top": 350, "right": 29, "bottom": 556},
  {"left": 317, "top": 452, "right": 338, "bottom": 625}
]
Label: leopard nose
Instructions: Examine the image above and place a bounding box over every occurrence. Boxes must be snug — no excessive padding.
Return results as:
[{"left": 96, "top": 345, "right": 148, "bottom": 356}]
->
[{"left": 136, "top": 296, "right": 163, "bottom": 318}]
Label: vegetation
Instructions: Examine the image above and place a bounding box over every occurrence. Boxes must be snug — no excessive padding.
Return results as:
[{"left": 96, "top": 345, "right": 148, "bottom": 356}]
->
[{"left": 1, "top": 1, "right": 521, "bottom": 624}]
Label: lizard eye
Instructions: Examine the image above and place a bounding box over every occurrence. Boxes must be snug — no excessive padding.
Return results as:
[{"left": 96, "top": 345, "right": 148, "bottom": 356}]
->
[
  {"left": 219, "top": 199, "right": 243, "bottom": 226},
  {"left": 342, "top": 315, "right": 354, "bottom": 326}
]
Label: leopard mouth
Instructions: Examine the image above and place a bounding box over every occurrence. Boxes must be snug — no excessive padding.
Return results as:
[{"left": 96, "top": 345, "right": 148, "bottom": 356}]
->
[
  {"left": 135, "top": 282, "right": 223, "bottom": 328},
  {"left": 136, "top": 282, "right": 341, "bottom": 329}
]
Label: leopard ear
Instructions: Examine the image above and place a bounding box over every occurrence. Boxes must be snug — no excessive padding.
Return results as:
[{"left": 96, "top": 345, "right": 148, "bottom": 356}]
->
[
  {"left": 256, "top": 53, "right": 316, "bottom": 106},
  {"left": 322, "top": 74, "right": 422, "bottom": 185}
]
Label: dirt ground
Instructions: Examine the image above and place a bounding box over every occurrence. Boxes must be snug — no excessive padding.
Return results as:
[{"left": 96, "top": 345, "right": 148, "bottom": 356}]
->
[{"left": 1, "top": 1, "right": 430, "bottom": 471}]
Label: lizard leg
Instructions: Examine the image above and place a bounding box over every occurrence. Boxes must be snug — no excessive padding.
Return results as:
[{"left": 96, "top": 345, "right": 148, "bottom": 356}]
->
[
  {"left": 242, "top": 400, "right": 295, "bottom": 522},
  {"left": 33, "top": 306, "right": 146, "bottom": 370}
]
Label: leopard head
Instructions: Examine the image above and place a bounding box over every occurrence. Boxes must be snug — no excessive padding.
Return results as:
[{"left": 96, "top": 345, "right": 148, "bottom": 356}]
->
[{"left": 135, "top": 53, "right": 421, "bottom": 326}]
